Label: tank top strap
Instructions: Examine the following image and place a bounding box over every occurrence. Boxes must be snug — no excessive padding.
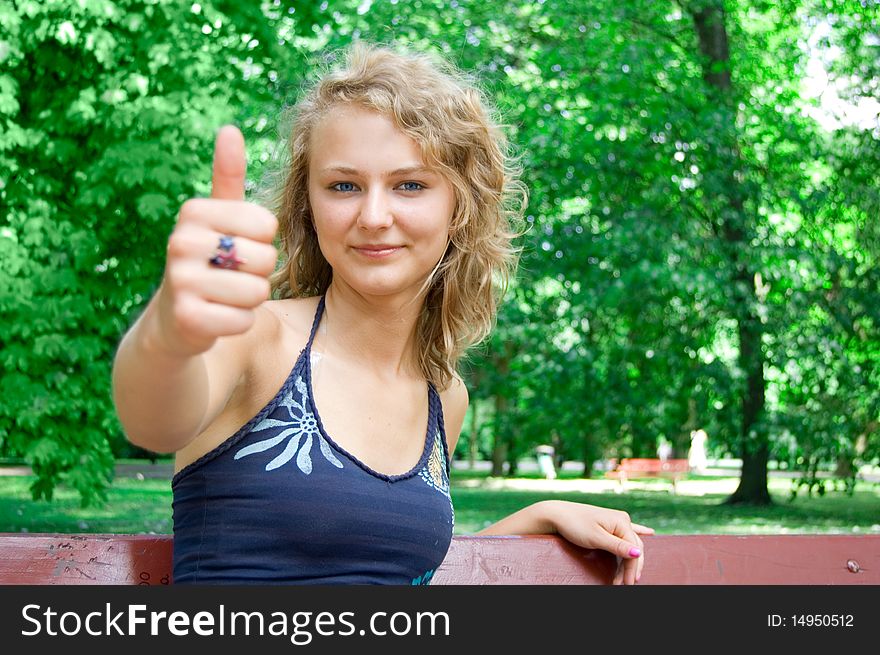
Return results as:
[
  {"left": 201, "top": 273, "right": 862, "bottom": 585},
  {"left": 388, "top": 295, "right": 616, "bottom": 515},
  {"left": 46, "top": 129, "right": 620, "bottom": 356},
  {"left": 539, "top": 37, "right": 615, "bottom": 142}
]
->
[
  {"left": 306, "top": 294, "right": 326, "bottom": 352},
  {"left": 428, "top": 381, "right": 451, "bottom": 478}
]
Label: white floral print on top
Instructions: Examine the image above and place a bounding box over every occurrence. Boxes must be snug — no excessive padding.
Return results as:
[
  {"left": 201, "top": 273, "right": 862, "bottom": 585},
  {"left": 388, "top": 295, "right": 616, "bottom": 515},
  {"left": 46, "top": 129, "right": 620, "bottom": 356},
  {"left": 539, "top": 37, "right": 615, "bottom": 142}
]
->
[{"left": 234, "top": 376, "right": 343, "bottom": 474}]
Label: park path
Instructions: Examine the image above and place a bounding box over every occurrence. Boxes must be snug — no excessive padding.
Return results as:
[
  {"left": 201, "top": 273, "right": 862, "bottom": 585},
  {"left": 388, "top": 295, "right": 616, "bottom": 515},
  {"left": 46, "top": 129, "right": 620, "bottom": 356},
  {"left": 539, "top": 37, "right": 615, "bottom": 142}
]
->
[
  {"left": 1, "top": 458, "right": 876, "bottom": 482},
  {"left": 0, "top": 462, "right": 174, "bottom": 479}
]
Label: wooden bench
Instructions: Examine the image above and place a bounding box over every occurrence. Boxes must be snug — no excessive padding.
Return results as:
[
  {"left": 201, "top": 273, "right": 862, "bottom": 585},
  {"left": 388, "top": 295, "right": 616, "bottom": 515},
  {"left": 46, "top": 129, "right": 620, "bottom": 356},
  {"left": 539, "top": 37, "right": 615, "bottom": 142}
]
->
[
  {"left": 605, "top": 458, "right": 690, "bottom": 492},
  {"left": 1, "top": 533, "right": 877, "bottom": 584}
]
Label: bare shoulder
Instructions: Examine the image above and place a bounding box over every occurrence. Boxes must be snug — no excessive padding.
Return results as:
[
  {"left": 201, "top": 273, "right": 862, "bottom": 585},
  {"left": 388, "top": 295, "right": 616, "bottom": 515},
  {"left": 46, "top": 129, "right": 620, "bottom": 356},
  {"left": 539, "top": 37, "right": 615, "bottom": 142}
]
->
[
  {"left": 438, "top": 373, "right": 469, "bottom": 456},
  {"left": 174, "top": 296, "right": 321, "bottom": 472},
  {"left": 257, "top": 296, "right": 320, "bottom": 350},
  {"left": 260, "top": 295, "right": 321, "bottom": 327},
  {"left": 237, "top": 296, "right": 320, "bottom": 401}
]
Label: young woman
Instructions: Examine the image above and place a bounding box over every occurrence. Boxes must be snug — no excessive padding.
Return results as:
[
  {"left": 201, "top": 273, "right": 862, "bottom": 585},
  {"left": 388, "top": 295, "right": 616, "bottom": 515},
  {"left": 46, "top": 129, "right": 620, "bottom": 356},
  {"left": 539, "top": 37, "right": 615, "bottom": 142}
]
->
[{"left": 112, "top": 43, "right": 653, "bottom": 585}]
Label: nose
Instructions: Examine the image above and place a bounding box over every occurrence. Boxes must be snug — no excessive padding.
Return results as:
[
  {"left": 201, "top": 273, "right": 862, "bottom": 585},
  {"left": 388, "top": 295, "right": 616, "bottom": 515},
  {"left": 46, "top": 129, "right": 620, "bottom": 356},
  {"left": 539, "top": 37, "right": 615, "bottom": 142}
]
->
[{"left": 357, "top": 187, "right": 393, "bottom": 230}]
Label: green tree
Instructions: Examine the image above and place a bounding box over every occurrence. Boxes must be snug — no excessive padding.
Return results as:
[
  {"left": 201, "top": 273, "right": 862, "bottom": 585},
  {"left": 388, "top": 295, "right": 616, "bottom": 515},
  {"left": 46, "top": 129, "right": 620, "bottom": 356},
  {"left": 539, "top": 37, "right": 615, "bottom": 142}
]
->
[
  {"left": 4, "top": 0, "right": 876, "bottom": 508},
  {"left": 0, "top": 0, "right": 309, "bottom": 504}
]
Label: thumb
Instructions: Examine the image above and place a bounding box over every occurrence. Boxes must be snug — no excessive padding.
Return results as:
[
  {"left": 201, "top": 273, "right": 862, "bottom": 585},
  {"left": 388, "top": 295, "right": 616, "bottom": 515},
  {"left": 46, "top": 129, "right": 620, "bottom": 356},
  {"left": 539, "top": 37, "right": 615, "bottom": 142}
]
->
[{"left": 211, "top": 125, "right": 246, "bottom": 200}]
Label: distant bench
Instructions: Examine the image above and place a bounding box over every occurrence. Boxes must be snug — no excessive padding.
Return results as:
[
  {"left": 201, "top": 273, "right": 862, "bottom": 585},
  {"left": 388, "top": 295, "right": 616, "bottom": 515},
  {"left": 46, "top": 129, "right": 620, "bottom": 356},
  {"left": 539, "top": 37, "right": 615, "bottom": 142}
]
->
[
  {"left": 605, "top": 458, "right": 690, "bottom": 492},
  {"left": 0, "top": 533, "right": 878, "bottom": 584}
]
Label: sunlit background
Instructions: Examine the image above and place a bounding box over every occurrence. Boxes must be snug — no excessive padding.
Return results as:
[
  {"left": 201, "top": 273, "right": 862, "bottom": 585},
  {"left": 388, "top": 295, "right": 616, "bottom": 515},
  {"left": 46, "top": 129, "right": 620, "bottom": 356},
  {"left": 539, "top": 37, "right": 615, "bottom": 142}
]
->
[{"left": 0, "top": 1, "right": 877, "bottom": 519}]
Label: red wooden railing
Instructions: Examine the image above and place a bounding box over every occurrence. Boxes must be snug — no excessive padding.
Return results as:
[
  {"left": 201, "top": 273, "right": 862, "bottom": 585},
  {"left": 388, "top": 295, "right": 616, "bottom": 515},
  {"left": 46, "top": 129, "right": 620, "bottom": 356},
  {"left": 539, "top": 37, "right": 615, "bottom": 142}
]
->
[{"left": 1, "top": 533, "right": 877, "bottom": 585}]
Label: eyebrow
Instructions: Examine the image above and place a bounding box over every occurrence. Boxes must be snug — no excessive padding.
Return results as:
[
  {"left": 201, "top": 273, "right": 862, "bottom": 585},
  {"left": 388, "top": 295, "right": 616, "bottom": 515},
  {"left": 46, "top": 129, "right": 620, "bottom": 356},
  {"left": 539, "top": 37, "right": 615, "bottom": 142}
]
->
[{"left": 319, "top": 165, "right": 435, "bottom": 177}]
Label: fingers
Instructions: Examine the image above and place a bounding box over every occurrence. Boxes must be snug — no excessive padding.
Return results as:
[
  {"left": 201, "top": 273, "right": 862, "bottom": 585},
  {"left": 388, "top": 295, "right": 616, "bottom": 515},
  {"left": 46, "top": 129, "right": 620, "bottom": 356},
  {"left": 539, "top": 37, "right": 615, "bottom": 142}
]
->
[
  {"left": 633, "top": 531, "right": 645, "bottom": 583},
  {"left": 178, "top": 199, "right": 278, "bottom": 245},
  {"left": 615, "top": 543, "right": 641, "bottom": 586},
  {"left": 613, "top": 544, "right": 643, "bottom": 586},
  {"left": 594, "top": 529, "right": 642, "bottom": 562},
  {"left": 617, "top": 558, "right": 638, "bottom": 586},
  {"left": 164, "top": 217, "right": 276, "bottom": 350},
  {"left": 166, "top": 227, "right": 275, "bottom": 311},
  {"left": 549, "top": 501, "right": 650, "bottom": 586},
  {"left": 168, "top": 225, "right": 278, "bottom": 278},
  {"left": 169, "top": 264, "right": 271, "bottom": 309},
  {"left": 605, "top": 515, "right": 648, "bottom": 586},
  {"left": 170, "top": 292, "right": 258, "bottom": 344},
  {"left": 212, "top": 125, "right": 246, "bottom": 201},
  {"left": 600, "top": 533, "right": 643, "bottom": 586},
  {"left": 155, "top": 125, "right": 277, "bottom": 357}
]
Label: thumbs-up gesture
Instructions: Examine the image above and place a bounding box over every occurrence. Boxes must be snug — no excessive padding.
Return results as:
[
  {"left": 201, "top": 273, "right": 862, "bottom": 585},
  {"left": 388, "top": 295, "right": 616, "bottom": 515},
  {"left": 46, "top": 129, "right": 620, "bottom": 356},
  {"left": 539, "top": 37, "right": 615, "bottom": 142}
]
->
[{"left": 155, "top": 126, "right": 279, "bottom": 357}]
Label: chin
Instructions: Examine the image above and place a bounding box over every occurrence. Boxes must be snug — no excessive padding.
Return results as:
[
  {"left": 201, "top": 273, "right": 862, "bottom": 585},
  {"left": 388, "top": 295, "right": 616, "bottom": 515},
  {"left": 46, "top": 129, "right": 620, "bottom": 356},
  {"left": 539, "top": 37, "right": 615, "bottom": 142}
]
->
[{"left": 341, "top": 275, "right": 430, "bottom": 300}]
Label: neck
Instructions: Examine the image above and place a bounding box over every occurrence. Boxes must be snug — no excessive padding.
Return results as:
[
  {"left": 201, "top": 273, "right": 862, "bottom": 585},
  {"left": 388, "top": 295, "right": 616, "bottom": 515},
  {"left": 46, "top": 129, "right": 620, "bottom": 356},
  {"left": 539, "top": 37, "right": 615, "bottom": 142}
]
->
[{"left": 317, "top": 281, "right": 426, "bottom": 379}]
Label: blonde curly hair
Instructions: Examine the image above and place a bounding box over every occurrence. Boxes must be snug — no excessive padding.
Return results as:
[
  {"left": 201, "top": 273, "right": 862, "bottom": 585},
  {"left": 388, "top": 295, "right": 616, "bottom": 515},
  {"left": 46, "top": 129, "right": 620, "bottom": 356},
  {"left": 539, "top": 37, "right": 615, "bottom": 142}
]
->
[{"left": 268, "top": 42, "right": 527, "bottom": 389}]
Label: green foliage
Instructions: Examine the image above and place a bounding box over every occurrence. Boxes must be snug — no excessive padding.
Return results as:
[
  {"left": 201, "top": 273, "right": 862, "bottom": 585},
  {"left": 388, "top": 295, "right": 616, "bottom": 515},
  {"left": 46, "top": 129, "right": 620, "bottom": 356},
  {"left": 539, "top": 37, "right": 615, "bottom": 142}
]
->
[
  {"left": 0, "top": 0, "right": 310, "bottom": 505},
  {"left": 2, "top": 0, "right": 877, "bottom": 505}
]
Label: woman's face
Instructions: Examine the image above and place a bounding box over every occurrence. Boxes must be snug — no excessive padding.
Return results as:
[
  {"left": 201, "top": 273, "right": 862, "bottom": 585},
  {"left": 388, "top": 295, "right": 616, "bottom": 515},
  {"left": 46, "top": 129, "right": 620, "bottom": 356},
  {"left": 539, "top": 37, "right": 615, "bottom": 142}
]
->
[{"left": 307, "top": 105, "right": 455, "bottom": 301}]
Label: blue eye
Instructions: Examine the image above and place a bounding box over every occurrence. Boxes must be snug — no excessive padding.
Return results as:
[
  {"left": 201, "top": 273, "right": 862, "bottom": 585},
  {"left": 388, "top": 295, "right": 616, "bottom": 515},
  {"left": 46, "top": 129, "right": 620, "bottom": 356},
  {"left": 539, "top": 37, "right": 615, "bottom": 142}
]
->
[
  {"left": 399, "top": 181, "right": 424, "bottom": 192},
  {"left": 331, "top": 182, "right": 357, "bottom": 192}
]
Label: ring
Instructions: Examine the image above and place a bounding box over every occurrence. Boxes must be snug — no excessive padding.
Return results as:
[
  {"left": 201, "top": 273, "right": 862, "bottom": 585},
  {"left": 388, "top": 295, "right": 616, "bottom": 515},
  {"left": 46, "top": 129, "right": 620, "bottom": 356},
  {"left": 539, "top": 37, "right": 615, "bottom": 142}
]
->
[{"left": 209, "top": 235, "right": 246, "bottom": 270}]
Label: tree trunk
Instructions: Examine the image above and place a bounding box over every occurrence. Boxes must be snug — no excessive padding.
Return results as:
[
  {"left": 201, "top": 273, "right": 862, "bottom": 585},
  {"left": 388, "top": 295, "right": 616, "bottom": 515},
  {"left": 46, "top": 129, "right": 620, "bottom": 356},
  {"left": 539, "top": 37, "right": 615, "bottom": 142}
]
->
[
  {"left": 726, "top": 290, "right": 771, "bottom": 504},
  {"left": 553, "top": 443, "right": 565, "bottom": 472},
  {"left": 490, "top": 392, "right": 508, "bottom": 477},
  {"left": 506, "top": 452, "right": 518, "bottom": 477},
  {"left": 490, "top": 353, "right": 511, "bottom": 477},
  {"left": 581, "top": 437, "right": 597, "bottom": 479},
  {"left": 690, "top": 2, "right": 771, "bottom": 505}
]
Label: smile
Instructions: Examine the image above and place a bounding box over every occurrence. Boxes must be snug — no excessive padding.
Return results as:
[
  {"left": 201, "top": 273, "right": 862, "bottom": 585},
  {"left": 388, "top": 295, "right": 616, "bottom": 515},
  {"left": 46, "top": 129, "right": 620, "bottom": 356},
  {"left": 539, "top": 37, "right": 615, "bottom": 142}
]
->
[{"left": 352, "top": 246, "right": 403, "bottom": 258}]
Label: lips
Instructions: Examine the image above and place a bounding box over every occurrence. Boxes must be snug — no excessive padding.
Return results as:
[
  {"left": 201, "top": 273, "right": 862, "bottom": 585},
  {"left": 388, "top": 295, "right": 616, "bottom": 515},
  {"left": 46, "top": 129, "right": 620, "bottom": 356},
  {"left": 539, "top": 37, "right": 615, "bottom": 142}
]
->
[{"left": 352, "top": 244, "right": 403, "bottom": 258}]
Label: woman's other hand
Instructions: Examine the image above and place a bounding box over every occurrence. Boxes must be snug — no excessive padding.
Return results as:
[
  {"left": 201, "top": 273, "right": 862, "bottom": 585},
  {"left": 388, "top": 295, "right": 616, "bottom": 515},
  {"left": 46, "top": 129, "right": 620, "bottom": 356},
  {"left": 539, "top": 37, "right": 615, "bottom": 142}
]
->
[
  {"left": 475, "top": 499, "right": 654, "bottom": 585},
  {"left": 542, "top": 500, "right": 654, "bottom": 585}
]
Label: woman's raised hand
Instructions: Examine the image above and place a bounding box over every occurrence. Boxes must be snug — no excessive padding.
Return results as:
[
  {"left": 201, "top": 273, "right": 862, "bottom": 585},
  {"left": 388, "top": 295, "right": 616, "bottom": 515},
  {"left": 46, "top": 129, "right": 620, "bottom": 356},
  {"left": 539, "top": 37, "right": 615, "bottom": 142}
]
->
[{"left": 154, "top": 126, "right": 279, "bottom": 357}]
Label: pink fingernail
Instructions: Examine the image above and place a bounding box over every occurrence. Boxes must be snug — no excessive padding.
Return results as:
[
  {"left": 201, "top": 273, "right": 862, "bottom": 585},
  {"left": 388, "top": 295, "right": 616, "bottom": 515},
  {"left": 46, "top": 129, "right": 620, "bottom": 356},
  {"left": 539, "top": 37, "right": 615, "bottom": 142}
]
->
[{"left": 629, "top": 547, "right": 642, "bottom": 558}]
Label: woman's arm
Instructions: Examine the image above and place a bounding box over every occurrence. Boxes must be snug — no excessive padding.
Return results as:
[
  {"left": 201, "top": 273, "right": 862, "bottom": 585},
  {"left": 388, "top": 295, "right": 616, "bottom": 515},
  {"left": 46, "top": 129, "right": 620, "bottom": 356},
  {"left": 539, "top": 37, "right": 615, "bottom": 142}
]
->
[
  {"left": 112, "top": 126, "right": 278, "bottom": 454},
  {"left": 442, "top": 374, "right": 653, "bottom": 584},
  {"left": 112, "top": 297, "right": 274, "bottom": 453},
  {"left": 476, "top": 500, "right": 653, "bottom": 585}
]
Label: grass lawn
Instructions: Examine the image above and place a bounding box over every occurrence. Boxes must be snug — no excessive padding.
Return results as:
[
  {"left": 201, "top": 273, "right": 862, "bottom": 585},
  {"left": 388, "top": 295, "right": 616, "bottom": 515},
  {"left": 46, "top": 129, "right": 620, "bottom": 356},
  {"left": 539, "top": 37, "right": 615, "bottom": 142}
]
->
[
  {"left": 0, "top": 468, "right": 878, "bottom": 535},
  {"left": 0, "top": 476, "right": 173, "bottom": 534},
  {"left": 451, "top": 472, "right": 880, "bottom": 534}
]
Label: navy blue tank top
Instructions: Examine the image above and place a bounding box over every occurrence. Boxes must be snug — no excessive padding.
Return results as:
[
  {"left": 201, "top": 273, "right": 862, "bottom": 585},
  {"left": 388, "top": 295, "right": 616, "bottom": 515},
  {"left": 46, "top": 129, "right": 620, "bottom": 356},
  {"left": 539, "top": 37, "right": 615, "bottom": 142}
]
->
[{"left": 172, "top": 296, "right": 454, "bottom": 584}]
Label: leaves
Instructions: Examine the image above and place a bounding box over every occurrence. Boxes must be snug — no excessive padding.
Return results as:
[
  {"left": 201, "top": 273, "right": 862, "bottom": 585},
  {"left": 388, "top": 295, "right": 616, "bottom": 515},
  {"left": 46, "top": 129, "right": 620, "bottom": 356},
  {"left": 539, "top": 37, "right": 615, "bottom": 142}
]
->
[
  {"left": 1, "top": 0, "right": 309, "bottom": 504},
  {"left": 4, "top": 0, "right": 877, "bottom": 505}
]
